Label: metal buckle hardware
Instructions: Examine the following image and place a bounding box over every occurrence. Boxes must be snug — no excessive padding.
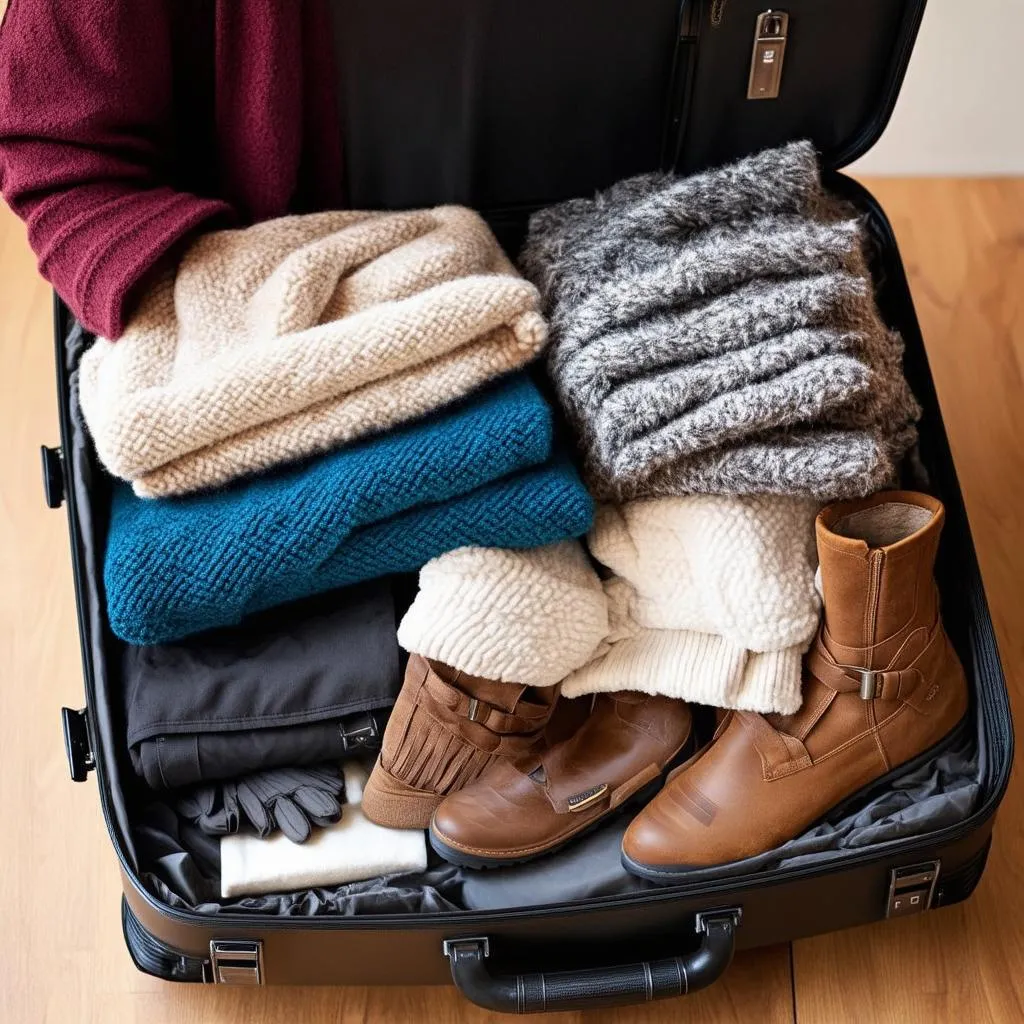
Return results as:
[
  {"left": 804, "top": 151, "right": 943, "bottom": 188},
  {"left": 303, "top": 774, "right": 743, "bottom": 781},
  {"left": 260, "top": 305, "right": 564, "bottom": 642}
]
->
[
  {"left": 858, "top": 668, "right": 881, "bottom": 700},
  {"left": 339, "top": 712, "right": 381, "bottom": 751},
  {"left": 466, "top": 698, "right": 490, "bottom": 723},
  {"left": 208, "top": 940, "right": 264, "bottom": 985},
  {"left": 831, "top": 663, "right": 883, "bottom": 700}
]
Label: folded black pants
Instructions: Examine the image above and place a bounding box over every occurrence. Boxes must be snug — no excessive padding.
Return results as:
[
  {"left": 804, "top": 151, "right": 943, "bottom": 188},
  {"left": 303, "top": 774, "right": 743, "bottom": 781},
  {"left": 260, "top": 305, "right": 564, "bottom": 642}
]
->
[{"left": 124, "top": 581, "right": 400, "bottom": 790}]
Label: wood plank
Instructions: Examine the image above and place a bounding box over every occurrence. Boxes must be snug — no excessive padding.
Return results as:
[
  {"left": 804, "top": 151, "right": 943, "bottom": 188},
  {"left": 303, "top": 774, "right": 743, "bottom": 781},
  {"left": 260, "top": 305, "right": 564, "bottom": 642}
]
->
[
  {"left": 0, "top": 204, "right": 794, "bottom": 1019},
  {"left": 791, "top": 177, "right": 1024, "bottom": 1024}
]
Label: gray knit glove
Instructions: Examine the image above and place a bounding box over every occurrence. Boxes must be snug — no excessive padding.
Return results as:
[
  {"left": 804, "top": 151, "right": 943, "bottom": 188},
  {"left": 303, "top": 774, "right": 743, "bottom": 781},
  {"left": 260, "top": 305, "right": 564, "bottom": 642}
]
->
[{"left": 177, "top": 765, "right": 345, "bottom": 844}]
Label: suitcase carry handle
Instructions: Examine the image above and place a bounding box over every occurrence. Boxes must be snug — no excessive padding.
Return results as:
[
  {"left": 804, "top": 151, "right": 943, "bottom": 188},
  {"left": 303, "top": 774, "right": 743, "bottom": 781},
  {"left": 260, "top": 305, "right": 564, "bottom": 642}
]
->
[{"left": 443, "top": 907, "right": 741, "bottom": 1013}]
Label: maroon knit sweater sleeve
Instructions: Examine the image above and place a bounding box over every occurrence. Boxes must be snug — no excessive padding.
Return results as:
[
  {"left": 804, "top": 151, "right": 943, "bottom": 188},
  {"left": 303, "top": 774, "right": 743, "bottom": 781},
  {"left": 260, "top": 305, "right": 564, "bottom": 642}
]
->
[{"left": 0, "top": 0, "right": 235, "bottom": 338}]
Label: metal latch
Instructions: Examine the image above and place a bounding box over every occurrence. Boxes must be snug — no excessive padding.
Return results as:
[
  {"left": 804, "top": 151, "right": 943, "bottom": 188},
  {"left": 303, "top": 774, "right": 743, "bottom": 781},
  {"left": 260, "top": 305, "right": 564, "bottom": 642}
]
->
[
  {"left": 748, "top": 10, "right": 789, "bottom": 100},
  {"left": 40, "top": 445, "right": 65, "bottom": 509},
  {"left": 61, "top": 707, "right": 95, "bottom": 782},
  {"left": 339, "top": 709, "right": 384, "bottom": 752},
  {"left": 443, "top": 936, "right": 490, "bottom": 960},
  {"left": 887, "top": 861, "right": 940, "bottom": 918},
  {"left": 208, "top": 940, "right": 264, "bottom": 985}
]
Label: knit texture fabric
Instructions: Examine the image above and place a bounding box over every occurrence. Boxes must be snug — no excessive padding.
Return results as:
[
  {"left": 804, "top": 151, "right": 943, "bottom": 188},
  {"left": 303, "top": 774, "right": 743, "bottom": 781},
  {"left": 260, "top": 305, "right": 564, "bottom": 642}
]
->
[
  {"left": 519, "top": 141, "right": 920, "bottom": 502},
  {"left": 104, "top": 377, "right": 594, "bottom": 645},
  {"left": 80, "top": 206, "right": 547, "bottom": 497},
  {"left": 397, "top": 542, "right": 609, "bottom": 687},
  {"left": 562, "top": 496, "right": 821, "bottom": 714}
]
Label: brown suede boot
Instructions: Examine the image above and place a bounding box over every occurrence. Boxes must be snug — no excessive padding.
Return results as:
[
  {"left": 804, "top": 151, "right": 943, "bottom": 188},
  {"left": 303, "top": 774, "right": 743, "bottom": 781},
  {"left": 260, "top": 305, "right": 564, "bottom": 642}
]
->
[
  {"left": 429, "top": 693, "right": 693, "bottom": 867},
  {"left": 622, "top": 491, "right": 969, "bottom": 880},
  {"left": 362, "top": 655, "right": 559, "bottom": 829}
]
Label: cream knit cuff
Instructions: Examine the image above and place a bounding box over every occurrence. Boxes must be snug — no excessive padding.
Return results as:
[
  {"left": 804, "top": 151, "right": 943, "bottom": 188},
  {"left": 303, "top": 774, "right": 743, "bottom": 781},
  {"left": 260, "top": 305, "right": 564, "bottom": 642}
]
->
[
  {"left": 397, "top": 542, "right": 608, "bottom": 688},
  {"left": 561, "top": 628, "right": 805, "bottom": 714}
]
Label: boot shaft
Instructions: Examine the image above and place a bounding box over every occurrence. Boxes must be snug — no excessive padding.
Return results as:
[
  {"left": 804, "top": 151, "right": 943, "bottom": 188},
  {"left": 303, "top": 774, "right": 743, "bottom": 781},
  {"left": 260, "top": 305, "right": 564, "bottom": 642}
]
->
[{"left": 815, "top": 491, "right": 944, "bottom": 665}]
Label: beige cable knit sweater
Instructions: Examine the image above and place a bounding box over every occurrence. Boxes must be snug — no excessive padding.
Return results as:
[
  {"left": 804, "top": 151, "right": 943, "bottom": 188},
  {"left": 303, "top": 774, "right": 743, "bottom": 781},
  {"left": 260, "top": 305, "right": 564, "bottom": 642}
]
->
[{"left": 79, "top": 207, "right": 547, "bottom": 497}]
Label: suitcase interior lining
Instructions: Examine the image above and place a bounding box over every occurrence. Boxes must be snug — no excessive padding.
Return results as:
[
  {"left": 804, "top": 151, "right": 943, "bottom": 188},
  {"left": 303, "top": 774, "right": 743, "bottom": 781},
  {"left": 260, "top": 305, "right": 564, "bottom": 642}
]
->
[{"left": 60, "top": 185, "right": 1000, "bottom": 920}]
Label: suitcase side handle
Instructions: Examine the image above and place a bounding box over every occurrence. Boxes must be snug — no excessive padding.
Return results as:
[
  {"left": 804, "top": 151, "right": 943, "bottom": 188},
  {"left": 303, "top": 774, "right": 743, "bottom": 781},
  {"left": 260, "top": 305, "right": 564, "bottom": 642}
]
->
[{"left": 443, "top": 907, "right": 741, "bottom": 1013}]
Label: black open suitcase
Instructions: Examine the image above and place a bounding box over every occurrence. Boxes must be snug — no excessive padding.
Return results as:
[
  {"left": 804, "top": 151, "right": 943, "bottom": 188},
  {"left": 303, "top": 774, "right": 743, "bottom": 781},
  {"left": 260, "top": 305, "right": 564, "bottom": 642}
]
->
[{"left": 43, "top": 0, "right": 1013, "bottom": 1012}]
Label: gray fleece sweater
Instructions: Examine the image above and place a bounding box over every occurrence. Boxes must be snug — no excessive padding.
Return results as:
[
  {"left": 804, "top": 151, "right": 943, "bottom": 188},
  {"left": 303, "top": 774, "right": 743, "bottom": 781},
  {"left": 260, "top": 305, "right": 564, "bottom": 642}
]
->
[{"left": 520, "top": 141, "right": 920, "bottom": 501}]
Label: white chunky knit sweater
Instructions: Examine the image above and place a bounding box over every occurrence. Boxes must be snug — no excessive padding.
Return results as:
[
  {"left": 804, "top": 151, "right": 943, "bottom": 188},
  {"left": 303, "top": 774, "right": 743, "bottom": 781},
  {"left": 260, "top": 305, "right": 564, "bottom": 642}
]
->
[
  {"left": 563, "top": 496, "right": 822, "bottom": 713},
  {"left": 80, "top": 207, "right": 546, "bottom": 497},
  {"left": 398, "top": 541, "right": 608, "bottom": 688}
]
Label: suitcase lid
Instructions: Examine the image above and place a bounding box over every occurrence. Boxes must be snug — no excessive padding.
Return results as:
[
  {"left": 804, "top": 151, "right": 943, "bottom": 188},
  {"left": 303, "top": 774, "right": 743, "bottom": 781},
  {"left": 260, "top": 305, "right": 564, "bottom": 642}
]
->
[
  {"left": 336, "top": 0, "right": 926, "bottom": 214},
  {"left": 670, "top": 0, "right": 927, "bottom": 174}
]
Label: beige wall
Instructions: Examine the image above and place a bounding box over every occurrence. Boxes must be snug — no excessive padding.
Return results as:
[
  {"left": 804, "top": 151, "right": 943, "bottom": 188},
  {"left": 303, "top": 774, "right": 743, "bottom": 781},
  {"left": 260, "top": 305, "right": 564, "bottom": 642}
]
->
[{"left": 852, "top": 0, "right": 1024, "bottom": 175}]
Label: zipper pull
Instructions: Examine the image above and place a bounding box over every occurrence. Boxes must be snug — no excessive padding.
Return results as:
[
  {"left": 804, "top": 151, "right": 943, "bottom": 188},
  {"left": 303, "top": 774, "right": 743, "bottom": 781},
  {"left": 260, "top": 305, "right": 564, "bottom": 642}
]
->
[{"left": 748, "top": 10, "right": 789, "bottom": 100}]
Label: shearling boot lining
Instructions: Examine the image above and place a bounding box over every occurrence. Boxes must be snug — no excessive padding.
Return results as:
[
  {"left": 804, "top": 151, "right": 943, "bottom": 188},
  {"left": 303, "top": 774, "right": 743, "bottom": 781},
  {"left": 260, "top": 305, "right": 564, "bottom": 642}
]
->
[{"left": 832, "top": 502, "right": 934, "bottom": 546}]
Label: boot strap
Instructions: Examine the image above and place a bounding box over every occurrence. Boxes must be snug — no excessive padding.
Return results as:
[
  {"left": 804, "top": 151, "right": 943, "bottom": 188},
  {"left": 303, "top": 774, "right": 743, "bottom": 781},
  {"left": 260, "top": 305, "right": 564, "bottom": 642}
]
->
[
  {"left": 807, "top": 623, "right": 945, "bottom": 702},
  {"left": 422, "top": 670, "right": 550, "bottom": 736}
]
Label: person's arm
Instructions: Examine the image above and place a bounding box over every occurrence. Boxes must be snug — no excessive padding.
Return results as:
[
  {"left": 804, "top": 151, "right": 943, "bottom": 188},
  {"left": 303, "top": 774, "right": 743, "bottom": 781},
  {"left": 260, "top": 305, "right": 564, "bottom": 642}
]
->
[{"left": 0, "top": 0, "right": 234, "bottom": 338}]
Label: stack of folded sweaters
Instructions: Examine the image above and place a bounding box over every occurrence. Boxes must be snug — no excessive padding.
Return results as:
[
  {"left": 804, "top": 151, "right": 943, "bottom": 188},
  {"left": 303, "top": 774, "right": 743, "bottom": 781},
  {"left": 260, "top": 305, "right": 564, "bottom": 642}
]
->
[
  {"left": 83, "top": 206, "right": 594, "bottom": 645},
  {"left": 519, "top": 140, "right": 920, "bottom": 502},
  {"left": 76, "top": 205, "right": 595, "bottom": 882}
]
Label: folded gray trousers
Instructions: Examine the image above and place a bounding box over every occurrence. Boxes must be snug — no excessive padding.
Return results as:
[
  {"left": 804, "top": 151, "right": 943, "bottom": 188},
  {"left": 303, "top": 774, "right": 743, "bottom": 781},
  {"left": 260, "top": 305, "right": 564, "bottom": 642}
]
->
[{"left": 520, "top": 141, "right": 920, "bottom": 501}]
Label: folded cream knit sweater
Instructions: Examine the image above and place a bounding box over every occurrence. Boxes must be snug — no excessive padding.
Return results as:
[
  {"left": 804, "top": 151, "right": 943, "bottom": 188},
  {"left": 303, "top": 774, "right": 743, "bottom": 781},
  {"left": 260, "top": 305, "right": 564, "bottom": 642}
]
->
[
  {"left": 80, "top": 207, "right": 547, "bottom": 497},
  {"left": 562, "top": 496, "right": 822, "bottom": 713},
  {"left": 399, "top": 495, "right": 821, "bottom": 713}
]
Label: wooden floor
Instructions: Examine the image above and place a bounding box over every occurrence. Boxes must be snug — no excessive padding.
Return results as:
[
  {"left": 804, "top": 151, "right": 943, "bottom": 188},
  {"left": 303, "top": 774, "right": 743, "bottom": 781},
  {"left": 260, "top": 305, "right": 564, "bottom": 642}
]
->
[{"left": 0, "top": 178, "right": 1021, "bottom": 1023}]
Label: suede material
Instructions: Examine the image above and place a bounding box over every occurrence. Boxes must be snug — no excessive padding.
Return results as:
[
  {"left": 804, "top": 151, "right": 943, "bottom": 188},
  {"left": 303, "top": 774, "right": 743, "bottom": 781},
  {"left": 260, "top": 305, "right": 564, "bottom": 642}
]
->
[{"left": 362, "top": 655, "right": 559, "bottom": 831}]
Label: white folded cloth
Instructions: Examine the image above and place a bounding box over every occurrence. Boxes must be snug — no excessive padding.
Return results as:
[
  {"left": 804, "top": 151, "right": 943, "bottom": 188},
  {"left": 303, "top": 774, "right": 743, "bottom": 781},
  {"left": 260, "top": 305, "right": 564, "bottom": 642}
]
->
[{"left": 220, "top": 762, "right": 427, "bottom": 898}]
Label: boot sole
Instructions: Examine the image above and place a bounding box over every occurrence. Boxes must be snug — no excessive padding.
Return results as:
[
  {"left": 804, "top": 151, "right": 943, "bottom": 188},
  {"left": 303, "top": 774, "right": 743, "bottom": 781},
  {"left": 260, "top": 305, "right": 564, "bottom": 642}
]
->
[
  {"left": 621, "top": 714, "right": 972, "bottom": 884},
  {"left": 428, "top": 734, "right": 697, "bottom": 870}
]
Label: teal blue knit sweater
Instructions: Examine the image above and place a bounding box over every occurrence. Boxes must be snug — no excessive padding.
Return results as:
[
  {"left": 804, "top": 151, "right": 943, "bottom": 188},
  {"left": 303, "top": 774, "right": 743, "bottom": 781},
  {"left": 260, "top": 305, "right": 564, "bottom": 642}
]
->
[{"left": 104, "top": 376, "right": 593, "bottom": 644}]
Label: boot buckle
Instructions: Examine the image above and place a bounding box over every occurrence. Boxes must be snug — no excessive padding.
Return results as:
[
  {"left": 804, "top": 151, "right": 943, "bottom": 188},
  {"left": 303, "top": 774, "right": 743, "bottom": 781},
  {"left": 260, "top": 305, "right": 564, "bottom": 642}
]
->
[
  {"left": 858, "top": 669, "right": 881, "bottom": 700},
  {"left": 466, "top": 698, "right": 489, "bottom": 723}
]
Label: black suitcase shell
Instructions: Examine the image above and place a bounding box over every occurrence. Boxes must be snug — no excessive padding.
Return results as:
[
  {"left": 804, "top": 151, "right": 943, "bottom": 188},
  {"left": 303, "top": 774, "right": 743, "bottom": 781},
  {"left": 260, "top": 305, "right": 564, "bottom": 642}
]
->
[{"left": 46, "top": 0, "right": 1013, "bottom": 1011}]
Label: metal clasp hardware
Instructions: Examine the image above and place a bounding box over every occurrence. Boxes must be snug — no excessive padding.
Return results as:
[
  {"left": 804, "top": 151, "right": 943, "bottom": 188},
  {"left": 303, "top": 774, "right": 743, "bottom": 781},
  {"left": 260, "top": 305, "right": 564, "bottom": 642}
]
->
[
  {"left": 748, "top": 10, "right": 789, "bottom": 100},
  {"left": 887, "top": 862, "right": 940, "bottom": 918},
  {"left": 339, "top": 712, "right": 381, "bottom": 751},
  {"left": 443, "top": 936, "right": 490, "bottom": 959},
  {"left": 695, "top": 907, "right": 743, "bottom": 934},
  {"left": 208, "top": 940, "right": 264, "bottom": 985},
  {"left": 61, "top": 706, "right": 95, "bottom": 782},
  {"left": 858, "top": 669, "right": 881, "bottom": 700}
]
